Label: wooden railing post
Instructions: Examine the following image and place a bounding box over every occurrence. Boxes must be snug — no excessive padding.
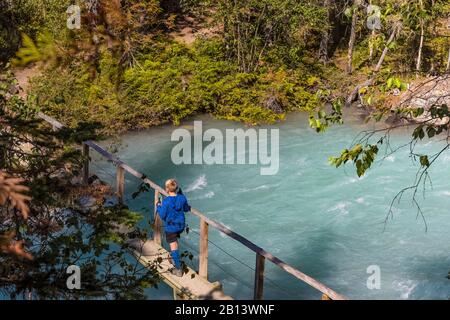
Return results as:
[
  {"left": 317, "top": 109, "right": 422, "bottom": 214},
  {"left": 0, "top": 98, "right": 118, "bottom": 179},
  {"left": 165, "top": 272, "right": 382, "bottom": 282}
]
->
[
  {"left": 116, "top": 165, "right": 125, "bottom": 203},
  {"left": 153, "top": 191, "right": 162, "bottom": 245},
  {"left": 82, "top": 143, "right": 90, "bottom": 186},
  {"left": 254, "top": 253, "right": 265, "bottom": 300},
  {"left": 199, "top": 218, "right": 209, "bottom": 280}
]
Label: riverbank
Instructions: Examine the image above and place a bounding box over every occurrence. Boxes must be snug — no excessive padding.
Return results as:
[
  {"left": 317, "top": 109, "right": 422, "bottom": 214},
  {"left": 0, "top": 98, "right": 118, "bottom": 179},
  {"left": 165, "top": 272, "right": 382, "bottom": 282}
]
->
[{"left": 23, "top": 38, "right": 332, "bottom": 135}]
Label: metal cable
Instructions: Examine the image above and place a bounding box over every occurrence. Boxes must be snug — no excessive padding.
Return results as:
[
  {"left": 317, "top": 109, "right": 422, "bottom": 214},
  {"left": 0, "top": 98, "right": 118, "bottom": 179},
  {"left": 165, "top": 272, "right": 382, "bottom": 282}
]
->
[
  {"left": 188, "top": 229, "right": 301, "bottom": 299},
  {"left": 179, "top": 239, "right": 256, "bottom": 292}
]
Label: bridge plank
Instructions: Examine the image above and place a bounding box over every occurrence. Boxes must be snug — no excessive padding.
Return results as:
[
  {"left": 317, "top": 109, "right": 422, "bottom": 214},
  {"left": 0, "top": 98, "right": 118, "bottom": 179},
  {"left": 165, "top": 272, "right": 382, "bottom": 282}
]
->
[{"left": 127, "top": 239, "right": 232, "bottom": 300}]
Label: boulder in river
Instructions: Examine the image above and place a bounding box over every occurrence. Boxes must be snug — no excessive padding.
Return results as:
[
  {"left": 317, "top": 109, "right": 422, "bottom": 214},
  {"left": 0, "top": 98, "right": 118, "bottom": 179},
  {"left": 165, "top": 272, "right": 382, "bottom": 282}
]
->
[{"left": 393, "top": 75, "right": 450, "bottom": 126}]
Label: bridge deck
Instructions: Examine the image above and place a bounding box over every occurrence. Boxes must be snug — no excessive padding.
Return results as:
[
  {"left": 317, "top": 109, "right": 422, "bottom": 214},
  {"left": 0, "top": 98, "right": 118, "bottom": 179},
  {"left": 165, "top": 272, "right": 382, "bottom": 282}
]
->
[{"left": 127, "top": 239, "right": 233, "bottom": 300}]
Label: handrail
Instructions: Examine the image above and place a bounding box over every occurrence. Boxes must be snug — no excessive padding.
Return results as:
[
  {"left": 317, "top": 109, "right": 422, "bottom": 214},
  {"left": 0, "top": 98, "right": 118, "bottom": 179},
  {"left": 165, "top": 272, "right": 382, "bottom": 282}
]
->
[{"left": 38, "top": 113, "right": 347, "bottom": 300}]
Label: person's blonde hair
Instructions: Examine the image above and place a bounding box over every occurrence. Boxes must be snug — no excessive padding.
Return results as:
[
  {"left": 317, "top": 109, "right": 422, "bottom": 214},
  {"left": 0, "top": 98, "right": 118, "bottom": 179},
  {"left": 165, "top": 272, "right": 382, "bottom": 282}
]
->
[{"left": 165, "top": 179, "right": 178, "bottom": 193}]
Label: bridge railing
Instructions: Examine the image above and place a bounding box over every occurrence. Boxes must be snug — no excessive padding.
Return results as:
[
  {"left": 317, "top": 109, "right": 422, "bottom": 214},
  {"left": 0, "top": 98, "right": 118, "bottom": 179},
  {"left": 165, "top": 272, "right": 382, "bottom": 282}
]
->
[{"left": 40, "top": 112, "right": 347, "bottom": 301}]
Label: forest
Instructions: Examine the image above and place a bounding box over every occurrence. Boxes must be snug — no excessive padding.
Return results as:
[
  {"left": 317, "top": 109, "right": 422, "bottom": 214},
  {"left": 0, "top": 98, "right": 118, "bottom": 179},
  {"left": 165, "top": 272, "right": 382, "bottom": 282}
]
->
[
  {"left": 2, "top": 0, "right": 448, "bottom": 132},
  {"left": 1, "top": 0, "right": 450, "bottom": 300}
]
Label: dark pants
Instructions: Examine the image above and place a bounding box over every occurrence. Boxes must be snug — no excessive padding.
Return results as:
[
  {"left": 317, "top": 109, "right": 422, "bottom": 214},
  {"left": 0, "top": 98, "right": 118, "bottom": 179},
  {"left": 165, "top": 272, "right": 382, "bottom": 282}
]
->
[{"left": 165, "top": 232, "right": 181, "bottom": 244}]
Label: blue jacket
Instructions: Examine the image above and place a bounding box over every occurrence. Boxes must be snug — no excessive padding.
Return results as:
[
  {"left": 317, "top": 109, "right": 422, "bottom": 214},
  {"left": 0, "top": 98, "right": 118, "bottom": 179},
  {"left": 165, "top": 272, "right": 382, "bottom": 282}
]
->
[{"left": 157, "top": 194, "right": 191, "bottom": 234}]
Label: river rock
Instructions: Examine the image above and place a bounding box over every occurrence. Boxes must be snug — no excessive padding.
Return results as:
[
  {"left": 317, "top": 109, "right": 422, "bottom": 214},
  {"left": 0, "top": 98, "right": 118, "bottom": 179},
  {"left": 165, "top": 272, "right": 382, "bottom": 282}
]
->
[{"left": 394, "top": 75, "right": 450, "bottom": 126}]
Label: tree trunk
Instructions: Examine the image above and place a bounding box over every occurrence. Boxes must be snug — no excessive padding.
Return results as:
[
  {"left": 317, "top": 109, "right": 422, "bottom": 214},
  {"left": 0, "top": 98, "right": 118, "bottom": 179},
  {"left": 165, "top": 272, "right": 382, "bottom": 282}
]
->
[
  {"left": 347, "top": 10, "right": 358, "bottom": 74},
  {"left": 416, "top": 0, "right": 425, "bottom": 73},
  {"left": 446, "top": 47, "right": 450, "bottom": 72},
  {"left": 319, "top": 30, "right": 330, "bottom": 63},
  {"left": 347, "top": 22, "right": 401, "bottom": 106},
  {"left": 416, "top": 20, "right": 424, "bottom": 72},
  {"left": 374, "top": 22, "right": 400, "bottom": 73},
  {"left": 319, "top": 0, "right": 331, "bottom": 63},
  {"left": 368, "top": 0, "right": 375, "bottom": 62},
  {"left": 369, "top": 29, "right": 376, "bottom": 62}
]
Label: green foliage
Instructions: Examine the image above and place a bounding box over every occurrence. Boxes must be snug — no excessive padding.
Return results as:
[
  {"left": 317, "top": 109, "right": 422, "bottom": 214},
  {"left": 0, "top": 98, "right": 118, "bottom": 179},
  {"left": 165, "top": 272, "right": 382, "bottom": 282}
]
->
[
  {"left": 330, "top": 144, "right": 379, "bottom": 177},
  {"left": 331, "top": 102, "right": 449, "bottom": 178},
  {"left": 0, "top": 0, "right": 44, "bottom": 62},
  {"left": 1, "top": 67, "right": 159, "bottom": 299},
  {"left": 209, "top": 0, "right": 328, "bottom": 71},
  {"left": 0, "top": 0, "right": 69, "bottom": 63},
  {"left": 4, "top": 0, "right": 450, "bottom": 296},
  {"left": 419, "top": 155, "right": 430, "bottom": 168},
  {"left": 309, "top": 97, "right": 344, "bottom": 133},
  {"left": 384, "top": 76, "right": 408, "bottom": 92},
  {"left": 12, "top": 32, "right": 57, "bottom": 67},
  {"left": 12, "top": 0, "right": 450, "bottom": 137},
  {"left": 31, "top": 39, "right": 322, "bottom": 133}
]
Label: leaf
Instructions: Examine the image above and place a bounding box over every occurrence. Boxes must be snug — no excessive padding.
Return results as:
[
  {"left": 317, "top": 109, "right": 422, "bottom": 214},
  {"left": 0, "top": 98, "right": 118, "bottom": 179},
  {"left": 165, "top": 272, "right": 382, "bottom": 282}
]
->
[
  {"left": 413, "top": 108, "right": 424, "bottom": 117},
  {"left": 388, "top": 41, "right": 397, "bottom": 50},
  {"left": 420, "top": 155, "right": 430, "bottom": 167},
  {"left": 387, "top": 77, "right": 394, "bottom": 89},
  {"left": 11, "top": 34, "right": 41, "bottom": 67},
  {"left": 359, "top": 87, "right": 368, "bottom": 95},
  {"left": 318, "top": 110, "right": 326, "bottom": 119},
  {"left": 0, "top": 172, "right": 30, "bottom": 219},
  {"left": 344, "top": 7, "right": 353, "bottom": 18},
  {"left": 356, "top": 160, "right": 364, "bottom": 177},
  {"left": 0, "top": 232, "right": 33, "bottom": 260},
  {"left": 413, "top": 126, "right": 425, "bottom": 140}
]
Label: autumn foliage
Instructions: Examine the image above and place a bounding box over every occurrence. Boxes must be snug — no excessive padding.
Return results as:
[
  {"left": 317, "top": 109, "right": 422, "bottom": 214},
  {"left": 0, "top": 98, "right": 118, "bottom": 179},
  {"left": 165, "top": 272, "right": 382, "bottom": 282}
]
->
[{"left": 0, "top": 171, "right": 32, "bottom": 260}]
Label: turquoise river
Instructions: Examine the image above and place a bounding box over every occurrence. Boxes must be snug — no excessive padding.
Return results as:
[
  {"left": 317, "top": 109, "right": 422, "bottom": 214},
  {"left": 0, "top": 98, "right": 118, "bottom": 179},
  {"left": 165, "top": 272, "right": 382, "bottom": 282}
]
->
[{"left": 90, "top": 111, "right": 450, "bottom": 300}]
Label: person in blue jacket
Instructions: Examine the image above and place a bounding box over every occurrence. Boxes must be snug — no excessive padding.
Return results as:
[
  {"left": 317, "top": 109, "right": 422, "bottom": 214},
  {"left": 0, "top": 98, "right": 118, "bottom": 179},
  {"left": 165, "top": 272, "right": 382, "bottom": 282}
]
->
[{"left": 157, "top": 179, "right": 191, "bottom": 277}]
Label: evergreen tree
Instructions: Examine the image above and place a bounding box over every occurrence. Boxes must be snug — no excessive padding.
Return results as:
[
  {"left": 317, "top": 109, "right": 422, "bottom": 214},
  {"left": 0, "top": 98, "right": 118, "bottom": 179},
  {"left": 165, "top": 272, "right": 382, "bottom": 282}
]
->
[{"left": 0, "top": 67, "right": 159, "bottom": 299}]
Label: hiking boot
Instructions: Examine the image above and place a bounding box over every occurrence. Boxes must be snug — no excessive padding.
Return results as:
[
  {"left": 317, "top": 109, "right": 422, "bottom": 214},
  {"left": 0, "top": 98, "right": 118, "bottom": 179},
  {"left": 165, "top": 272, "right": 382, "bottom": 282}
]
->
[{"left": 170, "top": 268, "right": 183, "bottom": 277}]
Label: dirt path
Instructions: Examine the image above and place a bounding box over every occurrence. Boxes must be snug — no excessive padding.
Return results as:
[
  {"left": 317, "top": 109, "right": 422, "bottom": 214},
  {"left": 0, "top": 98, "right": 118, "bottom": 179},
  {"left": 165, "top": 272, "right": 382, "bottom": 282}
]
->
[
  {"left": 170, "top": 15, "right": 219, "bottom": 45},
  {"left": 11, "top": 64, "right": 42, "bottom": 154},
  {"left": 13, "top": 63, "right": 41, "bottom": 98}
]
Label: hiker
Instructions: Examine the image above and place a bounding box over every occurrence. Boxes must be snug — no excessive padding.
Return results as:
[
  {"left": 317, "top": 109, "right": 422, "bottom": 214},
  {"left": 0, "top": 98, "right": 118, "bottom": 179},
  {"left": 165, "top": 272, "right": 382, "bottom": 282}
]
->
[{"left": 156, "top": 179, "right": 191, "bottom": 277}]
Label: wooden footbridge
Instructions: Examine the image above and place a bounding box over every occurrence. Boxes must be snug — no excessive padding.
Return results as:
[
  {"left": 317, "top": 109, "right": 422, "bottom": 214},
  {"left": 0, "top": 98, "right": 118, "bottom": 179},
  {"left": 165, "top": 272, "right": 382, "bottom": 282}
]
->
[{"left": 40, "top": 112, "right": 347, "bottom": 301}]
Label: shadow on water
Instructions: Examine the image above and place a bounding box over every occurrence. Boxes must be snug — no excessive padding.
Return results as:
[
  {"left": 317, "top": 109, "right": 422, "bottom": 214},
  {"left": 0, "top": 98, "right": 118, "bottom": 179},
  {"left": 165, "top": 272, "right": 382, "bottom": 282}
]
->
[
  {"left": 263, "top": 226, "right": 340, "bottom": 300},
  {"left": 400, "top": 254, "right": 450, "bottom": 300}
]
